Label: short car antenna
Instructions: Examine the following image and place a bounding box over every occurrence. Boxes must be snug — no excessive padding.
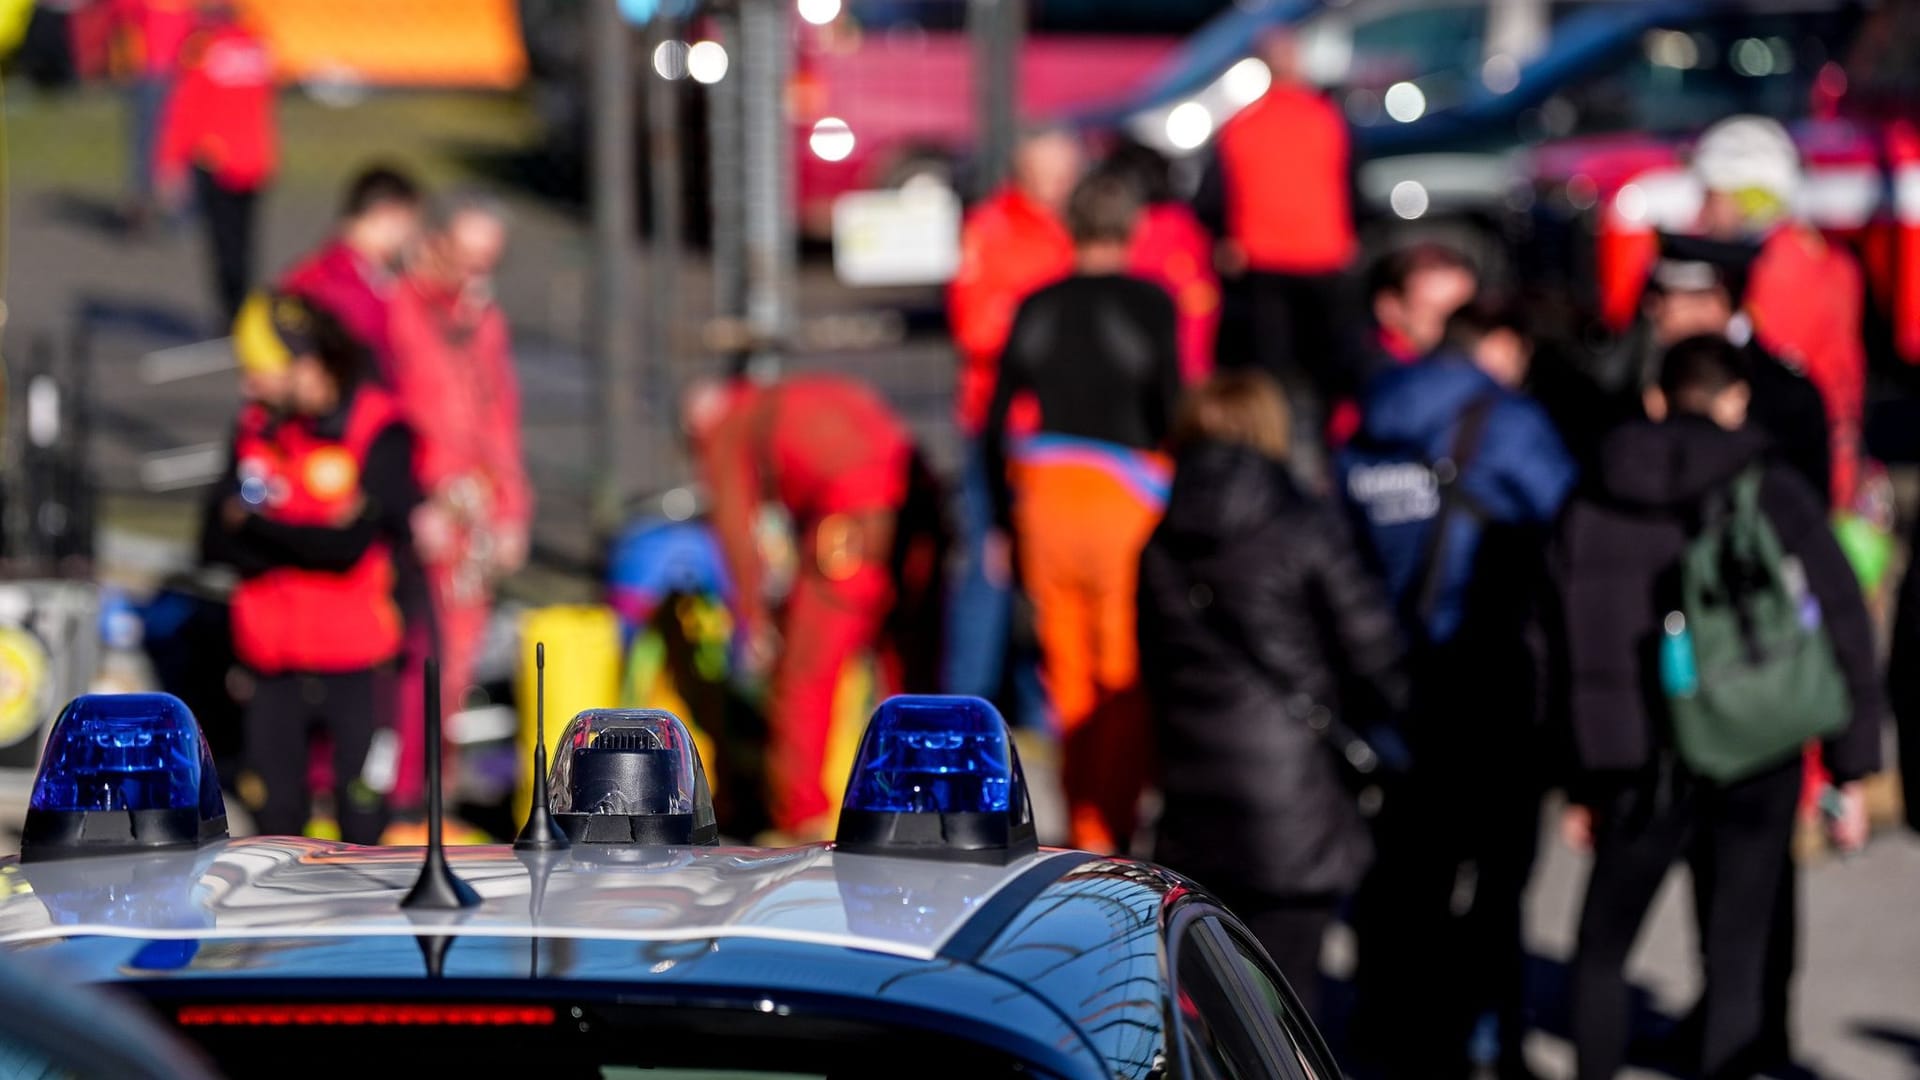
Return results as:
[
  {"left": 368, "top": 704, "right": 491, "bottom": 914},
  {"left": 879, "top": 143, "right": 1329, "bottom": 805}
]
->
[
  {"left": 402, "top": 658, "right": 480, "bottom": 910},
  {"left": 513, "top": 642, "right": 569, "bottom": 852}
]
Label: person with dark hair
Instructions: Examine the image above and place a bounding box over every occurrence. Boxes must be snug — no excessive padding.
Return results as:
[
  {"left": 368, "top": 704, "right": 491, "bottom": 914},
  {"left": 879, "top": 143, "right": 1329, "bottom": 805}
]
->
[
  {"left": 1552, "top": 333, "right": 1881, "bottom": 1080},
  {"left": 154, "top": 0, "right": 275, "bottom": 324},
  {"left": 982, "top": 168, "right": 1181, "bottom": 853},
  {"left": 281, "top": 164, "right": 424, "bottom": 380},
  {"left": 1327, "top": 243, "right": 1479, "bottom": 445},
  {"left": 1340, "top": 286, "right": 1575, "bottom": 1079},
  {"left": 1108, "top": 140, "right": 1219, "bottom": 384},
  {"left": 201, "top": 292, "right": 423, "bottom": 844},
  {"left": 1139, "top": 371, "right": 1407, "bottom": 1021}
]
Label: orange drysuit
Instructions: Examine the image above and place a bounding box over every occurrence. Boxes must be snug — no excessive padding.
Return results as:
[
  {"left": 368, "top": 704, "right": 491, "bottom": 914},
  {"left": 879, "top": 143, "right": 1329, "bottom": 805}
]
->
[
  {"left": 386, "top": 273, "right": 532, "bottom": 807},
  {"left": 1128, "top": 202, "right": 1221, "bottom": 385},
  {"left": 1215, "top": 84, "right": 1357, "bottom": 275},
  {"left": 948, "top": 187, "right": 1075, "bottom": 435},
  {"left": 1746, "top": 224, "right": 1867, "bottom": 507},
  {"left": 696, "top": 377, "right": 913, "bottom": 837}
]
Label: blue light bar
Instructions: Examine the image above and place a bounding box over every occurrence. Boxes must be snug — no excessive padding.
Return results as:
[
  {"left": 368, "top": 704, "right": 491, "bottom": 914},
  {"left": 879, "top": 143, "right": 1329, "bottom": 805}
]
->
[
  {"left": 22, "top": 694, "right": 227, "bottom": 861},
  {"left": 836, "top": 696, "right": 1036, "bottom": 864}
]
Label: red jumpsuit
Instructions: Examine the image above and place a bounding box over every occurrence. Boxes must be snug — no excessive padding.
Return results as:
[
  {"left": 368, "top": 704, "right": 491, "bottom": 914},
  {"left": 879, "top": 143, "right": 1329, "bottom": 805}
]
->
[
  {"left": 948, "top": 187, "right": 1075, "bottom": 435},
  {"left": 386, "top": 274, "right": 532, "bottom": 807},
  {"left": 697, "top": 377, "right": 913, "bottom": 837},
  {"left": 1128, "top": 202, "right": 1221, "bottom": 385},
  {"left": 1746, "top": 224, "right": 1867, "bottom": 508},
  {"left": 282, "top": 239, "right": 399, "bottom": 381}
]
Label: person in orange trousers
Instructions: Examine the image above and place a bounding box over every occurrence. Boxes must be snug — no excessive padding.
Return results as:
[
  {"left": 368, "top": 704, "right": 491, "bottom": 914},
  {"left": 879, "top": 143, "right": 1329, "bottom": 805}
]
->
[
  {"left": 683, "top": 374, "right": 919, "bottom": 841},
  {"left": 983, "top": 171, "right": 1181, "bottom": 853}
]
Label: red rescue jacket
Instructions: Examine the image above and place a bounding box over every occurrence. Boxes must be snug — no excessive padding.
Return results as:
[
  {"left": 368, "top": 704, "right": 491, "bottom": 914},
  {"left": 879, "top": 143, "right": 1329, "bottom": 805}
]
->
[
  {"left": 155, "top": 20, "right": 276, "bottom": 193},
  {"left": 229, "top": 388, "right": 403, "bottom": 674},
  {"left": 1128, "top": 202, "right": 1221, "bottom": 384},
  {"left": 948, "top": 187, "right": 1075, "bottom": 435},
  {"left": 1216, "top": 85, "right": 1357, "bottom": 275}
]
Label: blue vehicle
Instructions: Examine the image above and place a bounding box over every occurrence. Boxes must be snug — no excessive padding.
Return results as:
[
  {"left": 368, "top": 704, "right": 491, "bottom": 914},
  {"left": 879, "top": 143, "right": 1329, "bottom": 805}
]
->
[{"left": 0, "top": 691, "right": 1340, "bottom": 1079}]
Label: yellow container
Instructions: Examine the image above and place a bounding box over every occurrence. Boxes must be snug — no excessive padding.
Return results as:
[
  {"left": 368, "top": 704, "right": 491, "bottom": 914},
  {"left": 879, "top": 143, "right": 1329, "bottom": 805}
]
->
[{"left": 514, "top": 605, "right": 622, "bottom": 823}]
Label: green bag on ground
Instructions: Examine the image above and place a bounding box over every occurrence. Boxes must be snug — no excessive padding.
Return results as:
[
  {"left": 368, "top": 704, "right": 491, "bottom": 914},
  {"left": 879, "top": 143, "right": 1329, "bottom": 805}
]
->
[{"left": 1668, "top": 466, "right": 1849, "bottom": 782}]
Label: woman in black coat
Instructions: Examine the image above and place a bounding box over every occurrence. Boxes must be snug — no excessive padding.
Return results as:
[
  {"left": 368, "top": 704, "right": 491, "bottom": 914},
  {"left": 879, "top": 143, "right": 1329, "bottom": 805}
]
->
[{"left": 1138, "top": 371, "right": 1409, "bottom": 1019}]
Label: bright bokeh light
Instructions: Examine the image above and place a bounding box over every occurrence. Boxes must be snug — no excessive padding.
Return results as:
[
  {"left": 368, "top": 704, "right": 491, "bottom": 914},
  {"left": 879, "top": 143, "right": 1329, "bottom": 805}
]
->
[
  {"left": 688, "top": 40, "right": 729, "bottom": 84},
  {"left": 797, "top": 0, "right": 842, "bottom": 25},
  {"left": 1615, "top": 182, "right": 1648, "bottom": 223},
  {"left": 1383, "top": 81, "right": 1426, "bottom": 124},
  {"left": 810, "top": 117, "right": 856, "bottom": 162},
  {"left": 1481, "top": 53, "right": 1520, "bottom": 94},
  {"left": 1389, "top": 180, "right": 1429, "bottom": 220},
  {"left": 1221, "top": 57, "right": 1272, "bottom": 108},
  {"left": 1165, "top": 102, "right": 1215, "bottom": 151},
  {"left": 652, "top": 39, "right": 689, "bottom": 81}
]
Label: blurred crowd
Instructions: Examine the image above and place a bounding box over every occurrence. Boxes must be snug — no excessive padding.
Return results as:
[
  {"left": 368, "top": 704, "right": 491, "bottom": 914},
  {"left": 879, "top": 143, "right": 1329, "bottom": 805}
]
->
[{"left": 108, "top": 5, "right": 1917, "bottom": 1078}]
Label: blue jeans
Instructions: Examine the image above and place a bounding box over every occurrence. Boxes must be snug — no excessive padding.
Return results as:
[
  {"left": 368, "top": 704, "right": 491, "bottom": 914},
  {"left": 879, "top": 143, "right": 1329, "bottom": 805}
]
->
[{"left": 943, "top": 439, "right": 1049, "bottom": 729}]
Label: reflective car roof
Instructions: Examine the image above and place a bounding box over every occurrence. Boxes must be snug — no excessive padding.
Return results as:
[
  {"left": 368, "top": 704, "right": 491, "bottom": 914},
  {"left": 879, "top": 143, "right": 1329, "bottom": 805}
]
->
[{"left": 0, "top": 839, "right": 1090, "bottom": 961}]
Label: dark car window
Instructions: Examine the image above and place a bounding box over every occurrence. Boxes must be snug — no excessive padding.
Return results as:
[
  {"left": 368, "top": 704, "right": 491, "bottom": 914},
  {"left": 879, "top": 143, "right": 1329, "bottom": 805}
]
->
[
  {"left": 1173, "top": 915, "right": 1313, "bottom": 1080},
  {"left": 1547, "top": 10, "right": 1863, "bottom": 136}
]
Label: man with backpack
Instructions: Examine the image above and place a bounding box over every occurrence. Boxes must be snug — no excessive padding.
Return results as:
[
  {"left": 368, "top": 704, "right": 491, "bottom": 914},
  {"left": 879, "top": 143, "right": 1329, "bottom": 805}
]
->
[
  {"left": 1340, "top": 301, "right": 1576, "bottom": 1079},
  {"left": 1552, "top": 335, "right": 1880, "bottom": 1080}
]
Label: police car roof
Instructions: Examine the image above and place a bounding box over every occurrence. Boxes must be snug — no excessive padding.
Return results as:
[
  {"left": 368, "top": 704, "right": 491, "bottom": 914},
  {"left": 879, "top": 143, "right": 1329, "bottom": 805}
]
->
[
  {"left": 0, "top": 840, "right": 1183, "bottom": 1080},
  {"left": 0, "top": 839, "right": 1100, "bottom": 959}
]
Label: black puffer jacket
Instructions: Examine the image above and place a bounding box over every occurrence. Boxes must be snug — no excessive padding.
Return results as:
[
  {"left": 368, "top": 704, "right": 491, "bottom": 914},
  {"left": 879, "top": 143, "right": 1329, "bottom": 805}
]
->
[
  {"left": 1139, "top": 441, "right": 1409, "bottom": 898},
  {"left": 1551, "top": 417, "right": 1883, "bottom": 786}
]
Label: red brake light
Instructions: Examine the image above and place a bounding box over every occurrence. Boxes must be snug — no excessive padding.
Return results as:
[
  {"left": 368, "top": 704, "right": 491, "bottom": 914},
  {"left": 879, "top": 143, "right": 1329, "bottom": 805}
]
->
[{"left": 176, "top": 1004, "right": 556, "bottom": 1027}]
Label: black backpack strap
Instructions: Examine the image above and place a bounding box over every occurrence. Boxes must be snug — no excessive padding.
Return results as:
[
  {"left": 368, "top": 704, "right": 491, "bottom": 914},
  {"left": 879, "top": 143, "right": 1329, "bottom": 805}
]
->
[{"left": 1405, "top": 392, "right": 1500, "bottom": 636}]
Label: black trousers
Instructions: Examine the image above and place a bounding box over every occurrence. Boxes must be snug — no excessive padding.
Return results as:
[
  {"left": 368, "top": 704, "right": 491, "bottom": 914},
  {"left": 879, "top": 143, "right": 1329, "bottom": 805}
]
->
[
  {"left": 195, "top": 167, "right": 257, "bottom": 325},
  {"left": 1571, "top": 759, "right": 1801, "bottom": 1080},
  {"left": 1222, "top": 271, "right": 1362, "bottom": 487},
  {"left": 242, "top": 669, "right": 390, "bottom": 845}
]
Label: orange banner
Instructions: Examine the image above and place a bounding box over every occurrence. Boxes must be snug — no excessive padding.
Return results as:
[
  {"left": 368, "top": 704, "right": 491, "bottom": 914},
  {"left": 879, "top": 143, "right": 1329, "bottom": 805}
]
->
[{"left": 237, "top": 0, "right": 527, "bottom": 89}]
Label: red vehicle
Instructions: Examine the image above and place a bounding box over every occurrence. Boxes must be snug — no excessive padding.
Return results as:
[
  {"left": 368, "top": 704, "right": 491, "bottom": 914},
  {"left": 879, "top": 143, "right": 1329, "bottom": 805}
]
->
[{"left": 788, "top": 0, "right": 1228, "bottom": 235}]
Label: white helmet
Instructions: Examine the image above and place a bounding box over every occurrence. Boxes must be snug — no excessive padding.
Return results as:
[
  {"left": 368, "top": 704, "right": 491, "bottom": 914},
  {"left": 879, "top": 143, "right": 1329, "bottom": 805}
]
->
[{"left": 1691, "top": 115, "right": 1801, "bottom": 204}]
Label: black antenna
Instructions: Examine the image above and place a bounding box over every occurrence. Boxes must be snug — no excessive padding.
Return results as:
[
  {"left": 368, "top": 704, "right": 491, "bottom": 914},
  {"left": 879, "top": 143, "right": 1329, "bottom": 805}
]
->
[
  {"left": 514, "top": 642, "right": 569, "bottom": 852},
  {"left": 402, "top": 658, "right": 480, "bottom": 910}
]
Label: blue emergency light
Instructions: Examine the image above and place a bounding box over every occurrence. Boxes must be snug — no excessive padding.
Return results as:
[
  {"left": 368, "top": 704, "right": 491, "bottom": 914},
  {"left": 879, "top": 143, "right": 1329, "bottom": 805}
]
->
[
  {"left": 22, "top": 694, "right": 228, "bottom": 862},
  {"left": 835, "top": 696, "right": 1037, "bottom": 864},
  {"left": 546, "top": 709, "right": 718, "bottom": 846}
]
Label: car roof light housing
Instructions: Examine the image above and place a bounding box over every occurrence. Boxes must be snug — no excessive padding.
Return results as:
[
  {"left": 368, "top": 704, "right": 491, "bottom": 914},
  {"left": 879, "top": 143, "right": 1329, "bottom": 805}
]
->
[
  {"left": 547, "top": 709, "right": 717, "bottom": 846},
  {"left": 22, "top": 694, "right": 228, "bottom": 862},
  {"left": 835, "top": 695, "right": 1037, "bottom": 864}
]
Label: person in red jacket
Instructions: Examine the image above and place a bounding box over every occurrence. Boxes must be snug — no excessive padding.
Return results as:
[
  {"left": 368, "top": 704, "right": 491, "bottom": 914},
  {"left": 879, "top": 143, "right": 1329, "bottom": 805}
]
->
[
  {"left": 682, "top": 374, "right": 916, "bottom": 841},
  {"left": 944, "top": 128, "right": 1082, "bottom": 721},
  {"left": 386, "top": 192, "right": 531, "bottom": 812},
  {"left": 109, "top": 0, "right": 196, "bottom": 230},
  {"left": 281, "top": 166, "right": 423, "bottom": 382},
  {"left": 1692, "top": 115, "right": 1866, "bottom": 508},
  {"left": 202, "top": 292, "right": 421, "bottom": 844},
  {"left": 1200, "top": 29, "right": 1359, "bottom": 476},
  {"left": 1110, "top": 140, "right": 1220, "bottom": 385},
  {"left": 154, "top": 1, "right": 275, "bottom": 324}
]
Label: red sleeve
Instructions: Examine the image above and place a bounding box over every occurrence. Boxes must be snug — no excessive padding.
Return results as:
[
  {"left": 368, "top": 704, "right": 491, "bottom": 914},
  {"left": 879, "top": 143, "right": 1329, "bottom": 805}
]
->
[
  {"left": 154, "top": 50, "right": 208, "bottom": 187},
  {"left": 698, "top": 407, "right": 768, "bottom": 633},
  {"left": 481, "top": 313, "right": 532, "bottom": 530},
  {"left": 386, "top": 292, "right": 460, "bottom": 494}
]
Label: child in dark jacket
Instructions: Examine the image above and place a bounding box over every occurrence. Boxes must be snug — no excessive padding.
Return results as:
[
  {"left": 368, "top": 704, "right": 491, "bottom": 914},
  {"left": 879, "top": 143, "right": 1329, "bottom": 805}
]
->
[
  {"left": 1138, "top": 371, "right": 1408, "bottom": 1022},
  {"left": 1552, "top": 335, "right": 1881, "bottom": 1080}
]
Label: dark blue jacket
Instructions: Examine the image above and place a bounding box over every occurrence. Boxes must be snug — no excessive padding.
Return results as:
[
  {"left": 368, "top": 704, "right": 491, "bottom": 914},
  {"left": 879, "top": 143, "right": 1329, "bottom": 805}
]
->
[{"left": 1337, "top": 353, "right": 1576, "bottom": 644}]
